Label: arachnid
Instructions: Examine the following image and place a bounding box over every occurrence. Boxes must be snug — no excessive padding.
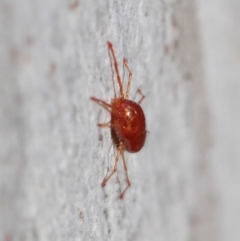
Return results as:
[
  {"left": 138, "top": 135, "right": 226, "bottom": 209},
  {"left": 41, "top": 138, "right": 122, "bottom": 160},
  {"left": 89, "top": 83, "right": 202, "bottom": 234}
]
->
[{"left": 91, "top": 42, "right": 146, "bottom": 199}]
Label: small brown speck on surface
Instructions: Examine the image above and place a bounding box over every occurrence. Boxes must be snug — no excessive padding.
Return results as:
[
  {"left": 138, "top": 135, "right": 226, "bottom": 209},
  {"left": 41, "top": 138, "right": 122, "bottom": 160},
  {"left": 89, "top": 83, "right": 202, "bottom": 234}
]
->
[
  {"left": 4, "top": 233, "right": 12, "bottom": 241},
  {"left": 164, "top": 44, "right": 170, "bottom": 55},
  {"left": 189, "top": 213, "right": 201, "bottom": 228},
  {"left": 26, "top": 35, "right": 36, "bottom": 46},
  {"left": 60, "top": 204, "right": 66, "bottom": 213},
  {"left": 172, "top": 16, "right": 179, "bottom": 28},
  {"left": 49, "top": 62, "right": 57, "bottom": 76},
  {"left": 2, "top": 3, "right": 13, "bottom": 16},
  {"left": 79, "top": 211, "right": 84, "bottom": 221},
  {"left": 69, "top": 1, "right": 79, "bottom": 10},
  {"left": 9, "top": 47, "right": 19, "bottom": 62},
  {"left": 173, "top": 39, "right": 179, "bottom": 50}
]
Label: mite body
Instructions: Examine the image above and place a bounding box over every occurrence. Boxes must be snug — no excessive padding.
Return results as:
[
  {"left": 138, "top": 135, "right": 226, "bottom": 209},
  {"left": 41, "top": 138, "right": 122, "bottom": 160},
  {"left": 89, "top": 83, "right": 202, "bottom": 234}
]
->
[
  {"left": 91, "top": 42, "right": 146, "bottom": 199},
  {"left": 111, "top": 98, "right": 146, "bottom": 153}
]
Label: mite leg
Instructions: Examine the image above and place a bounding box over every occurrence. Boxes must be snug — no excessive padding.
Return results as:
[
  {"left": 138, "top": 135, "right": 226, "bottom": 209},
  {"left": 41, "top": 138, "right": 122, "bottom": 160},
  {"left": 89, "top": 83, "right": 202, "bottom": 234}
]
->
[
  {"left": 119, "top": 148, "right": 131, "bottom": 199},
  {"left": 123, "top": 58, "right": 132, "bottom": 99},
  {"left": 108, "top": 47, "right": 117, "bottom": 98},
  {"left": 97, "top": 122, "right": 111, "bottom": 128},
  {"left": 136, "top": 88, "right": 145, "bottom": 105},
  {"left": 90, "top": 97, "right": 112, "bottom": 112},
  {"left": 102, "top": 141, "right": 114, "bottom": 180},
  {"left": 107, "top": 42, "right": 124, "bottom": 98},
  {"left": 101, "top": 142, "right": 123, "bottom": 187},
  {"left": 91, "top": 97, "right": 112, "bottom": 127}
]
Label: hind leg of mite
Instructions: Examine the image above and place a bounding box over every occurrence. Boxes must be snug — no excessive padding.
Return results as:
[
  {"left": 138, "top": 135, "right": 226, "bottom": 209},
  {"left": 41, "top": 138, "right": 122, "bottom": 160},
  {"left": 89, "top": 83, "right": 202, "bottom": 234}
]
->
[
  {"left": 119, "top": 150, "right": 131, "bottom": 199},
  {"left": 101, "top": 142, "right": 123, "bottom": 187}
]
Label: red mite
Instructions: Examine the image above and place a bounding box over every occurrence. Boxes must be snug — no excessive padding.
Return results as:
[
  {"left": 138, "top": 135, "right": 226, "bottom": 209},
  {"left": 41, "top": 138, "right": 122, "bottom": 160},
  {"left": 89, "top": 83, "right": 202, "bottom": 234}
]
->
[{"left": 91, "top": 42, "right": 146, "bottom": 199}]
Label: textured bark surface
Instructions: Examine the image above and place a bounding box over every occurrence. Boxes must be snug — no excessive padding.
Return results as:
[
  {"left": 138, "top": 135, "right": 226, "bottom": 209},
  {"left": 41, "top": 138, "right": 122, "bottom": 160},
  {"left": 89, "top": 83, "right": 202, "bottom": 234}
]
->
[{"left": 0, "top": 0, "right": 239, "bottom": 240}]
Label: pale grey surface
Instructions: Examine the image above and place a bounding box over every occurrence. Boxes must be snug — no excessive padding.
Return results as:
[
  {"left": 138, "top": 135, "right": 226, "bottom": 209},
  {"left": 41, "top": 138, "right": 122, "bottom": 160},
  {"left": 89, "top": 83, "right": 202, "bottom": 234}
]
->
[
  {"left": 197, "top": 1, "right": 240, "bottom": 241},
  {"left": 0, "top": 0, "right": 239, "bottom": 240}
]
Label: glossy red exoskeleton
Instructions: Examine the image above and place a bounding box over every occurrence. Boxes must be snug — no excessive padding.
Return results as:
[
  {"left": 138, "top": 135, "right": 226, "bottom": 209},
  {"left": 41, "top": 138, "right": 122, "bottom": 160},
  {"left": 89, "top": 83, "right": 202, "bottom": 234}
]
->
[{"left": 91, "top": 42, "right": 146, "bottom": 198}]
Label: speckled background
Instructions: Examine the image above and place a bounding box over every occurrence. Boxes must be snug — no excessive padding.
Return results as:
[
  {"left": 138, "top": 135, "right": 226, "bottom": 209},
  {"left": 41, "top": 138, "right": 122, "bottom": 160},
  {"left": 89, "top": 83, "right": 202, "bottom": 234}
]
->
[{"left": 0, "top": 0, "right": 240, "bottom": 240}]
